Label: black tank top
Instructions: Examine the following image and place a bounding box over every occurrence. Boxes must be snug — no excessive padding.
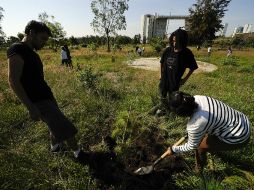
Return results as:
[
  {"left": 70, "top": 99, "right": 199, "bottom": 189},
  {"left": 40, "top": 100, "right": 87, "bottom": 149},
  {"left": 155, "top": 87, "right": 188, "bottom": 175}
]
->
[{"left": 7, "top": 42, "right": 54, "bottom": 103}]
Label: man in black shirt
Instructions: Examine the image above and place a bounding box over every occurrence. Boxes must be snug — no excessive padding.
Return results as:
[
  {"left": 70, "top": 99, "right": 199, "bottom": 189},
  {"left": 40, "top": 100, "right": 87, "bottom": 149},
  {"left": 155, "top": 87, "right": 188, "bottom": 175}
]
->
[
  {"left": 150, "top": 28, "right": 198, "bottom": 116},
  {"left": 7, "top": 20, "right": 86, "bottom": 162}
]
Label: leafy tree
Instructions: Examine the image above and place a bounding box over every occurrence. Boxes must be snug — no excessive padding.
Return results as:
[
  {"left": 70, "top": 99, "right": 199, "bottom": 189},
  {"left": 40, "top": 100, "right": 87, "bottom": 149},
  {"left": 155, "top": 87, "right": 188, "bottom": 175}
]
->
[
  {"left": 232, "top": 36, "right": 245, "bottom": 49},
  {"left": 6, "top": 36, "right": 19, "bottom": 47},
  {"left": 38, "top": 12, "right": 66, "bottom": 51},
  {"left": 213, "top": 37, "right": 232, "bottom": 49},
  {"left": 17, "top": 32, "right": 25, "bottom": 41},
  {"left": 188, "top": 0, "right": 231, "bottom": 45},
  {"left": 69, "top": 36, "right": 79, "bottom": 46},
  {"left": 149, "top": 37, "right": 166, "bottom": 54},
  {"left": 132, "top": 34, "right": 141, "bottom": 44},
  {"left": 115, "top": 35, "right": 132, "bottom": 45},
  {"left": 0, "top": 7, "right": 5, "bottom": 36},
  {"left": 90, "top": 0, "right": 129, "bottom": 52},
  {"left": 0, "top": 36, "right": 5, "bottom": 47},
  {"left": 88, "top": 42, "right": 98, "bottom": 54}
]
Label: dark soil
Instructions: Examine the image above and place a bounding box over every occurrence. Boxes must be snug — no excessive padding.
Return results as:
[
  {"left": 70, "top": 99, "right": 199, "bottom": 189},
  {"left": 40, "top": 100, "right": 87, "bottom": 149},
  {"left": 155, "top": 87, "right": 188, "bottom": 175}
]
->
[{"left": 79, "top": 136, "right": 188, "bottom": 190}]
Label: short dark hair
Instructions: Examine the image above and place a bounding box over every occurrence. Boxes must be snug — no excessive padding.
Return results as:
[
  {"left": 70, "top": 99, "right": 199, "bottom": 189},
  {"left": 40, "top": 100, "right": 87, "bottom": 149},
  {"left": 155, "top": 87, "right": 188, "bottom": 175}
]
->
[
  {"left": 24, "top": 20, "right": 52, "bottom": 36},
  {"left": 169, "top": 28, "right": 188, "bottom": 49},
  {"left": 169, "top": 91, "right": 198, "bottom": 117}
]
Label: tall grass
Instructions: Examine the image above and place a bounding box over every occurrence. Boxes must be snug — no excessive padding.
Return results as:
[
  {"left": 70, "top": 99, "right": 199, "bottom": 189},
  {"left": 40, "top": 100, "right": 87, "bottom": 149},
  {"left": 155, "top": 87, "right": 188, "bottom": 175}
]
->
[{"left": 0, "top": 46, "right": 253, "bottom": 189}]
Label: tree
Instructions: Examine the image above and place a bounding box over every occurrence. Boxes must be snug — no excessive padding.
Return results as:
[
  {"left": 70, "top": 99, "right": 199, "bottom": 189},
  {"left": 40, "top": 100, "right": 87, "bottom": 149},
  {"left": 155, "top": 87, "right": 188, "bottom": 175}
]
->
[
  {"left": 132, "top": 34, "right": 141, "bottom": 44},
  {"left": 213, "top": 37, "right": 232, "bottom": 49},
  {"left": 0, "top": 7, "right": 5, "bottom": 36},
  {"left": 115, "top": 35, "right": 132, "bottom": 45},
  {"left": 149, "top": 37, "right": 166, "bottom": 54},
  {"left": 6, "top": 36, "right": 19, "bottom": 47},
  {"left": 38, "top": 12, "right": 66, "bottom": 51},
  {"left": 17, "top": 32, "right": 25, "bottom": 41},
  {"left": 90, "top": 0, "right": 129, "bottom": 52},
  {"left": 0, "top": 7, "right": 5, "bottom": 47},
  {"left": 69, "top": 36, "right": 79, "bottom": 46},
  {"left": 188, "top": 0, "right": 231, "bottom": 45},
  {"left": 0, "top": 36, "right": 5, "bottom": 47}
]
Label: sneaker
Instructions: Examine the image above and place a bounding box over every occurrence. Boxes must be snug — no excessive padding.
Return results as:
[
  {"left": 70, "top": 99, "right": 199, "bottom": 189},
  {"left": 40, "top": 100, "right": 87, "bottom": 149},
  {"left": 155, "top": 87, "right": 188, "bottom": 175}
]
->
[
  {"left": 148, "top": 104, "right": 161, "bottom": 115},
  {"left": 50, "top": 143, "right": 67, "bottom": 153},
  {"left": 155, "top": 109, "right": 166, "bottom": 117}
]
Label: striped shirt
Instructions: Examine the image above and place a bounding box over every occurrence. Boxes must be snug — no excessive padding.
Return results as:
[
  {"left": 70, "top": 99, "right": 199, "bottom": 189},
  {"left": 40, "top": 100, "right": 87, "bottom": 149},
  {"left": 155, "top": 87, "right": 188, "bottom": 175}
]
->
[{"left": 172, "top": 95, "right": 251, "bottom": 154}]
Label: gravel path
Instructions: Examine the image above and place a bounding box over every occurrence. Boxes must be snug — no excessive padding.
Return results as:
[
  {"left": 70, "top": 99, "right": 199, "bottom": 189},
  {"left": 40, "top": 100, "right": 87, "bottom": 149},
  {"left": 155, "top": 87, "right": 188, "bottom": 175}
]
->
[{"left": 128, "top": 57, "right": 217, "bottom": 73}]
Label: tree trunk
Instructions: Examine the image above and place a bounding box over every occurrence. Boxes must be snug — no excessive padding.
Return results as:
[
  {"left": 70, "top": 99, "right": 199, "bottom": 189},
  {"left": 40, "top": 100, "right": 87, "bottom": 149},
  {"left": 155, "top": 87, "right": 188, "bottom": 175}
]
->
[
  {"left": 107, "top": 35, "right": 110, "bottom": 52},
  {"left": 106, "top": 30, "right": 110, "bottom": 52}
]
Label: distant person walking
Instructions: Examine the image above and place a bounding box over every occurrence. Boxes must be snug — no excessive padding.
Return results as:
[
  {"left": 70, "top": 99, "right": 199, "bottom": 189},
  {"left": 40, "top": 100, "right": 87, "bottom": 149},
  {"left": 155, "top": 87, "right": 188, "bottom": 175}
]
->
[
  {"left": 137, "top": 47, "right": 142, "bottom": 56},
  {"left": 7, "top": 20, "right": 86, "bottom": 162},
  {"left": 207, "top": 46, "right": 212, "bottom": 57},
  {"left": 149, "top": 28, "right": 198, "bottom": 116},
  {"left": 64, "top": 44, "right": 73, "bottom": 69},
  {"left": 135, "top": 46, "right": 139, "bottom": 53},
  {"left": 227, "top": 46, "right": 232, "bottom": 57},
  {"left": 61, "top": 46, "right": 68, "bottom": 66}
]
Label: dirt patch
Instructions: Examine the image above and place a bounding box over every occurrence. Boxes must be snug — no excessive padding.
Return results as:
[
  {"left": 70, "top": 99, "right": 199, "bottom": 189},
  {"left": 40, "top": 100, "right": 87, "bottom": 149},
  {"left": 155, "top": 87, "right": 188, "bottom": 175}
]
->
[
  {"left": 128, "top": 57, "right": 217, "bottom": 73},
  {"left": 80, "top": 136, "right": 188, "bottom": 190}
]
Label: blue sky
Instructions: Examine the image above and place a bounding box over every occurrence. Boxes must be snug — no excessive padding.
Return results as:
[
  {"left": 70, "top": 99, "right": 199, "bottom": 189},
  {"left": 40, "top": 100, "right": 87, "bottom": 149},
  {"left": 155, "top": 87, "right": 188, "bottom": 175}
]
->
[{"left": 1, "top": 0, "right": 253, "bottom": 38}]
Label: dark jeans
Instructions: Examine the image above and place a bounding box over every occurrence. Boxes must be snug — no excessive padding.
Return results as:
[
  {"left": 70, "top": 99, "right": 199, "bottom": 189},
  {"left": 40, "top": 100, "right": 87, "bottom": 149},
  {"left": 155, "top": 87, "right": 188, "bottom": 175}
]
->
[
  {"left": 35, "top": 100, "right": 78, "bottom": 143},
  {"left": 159, "top": 79, "right": 177, "bottom": 109},
  {"left": 62, "top": 59, "right": 68, "bottom": 66}
]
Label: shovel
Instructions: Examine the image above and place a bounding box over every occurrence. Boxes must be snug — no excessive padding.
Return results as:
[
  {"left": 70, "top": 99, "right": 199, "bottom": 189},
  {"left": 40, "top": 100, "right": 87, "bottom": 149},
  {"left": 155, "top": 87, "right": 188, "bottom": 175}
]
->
[{"left": 134, "top": 135, "right": 187, "bottom": 175}]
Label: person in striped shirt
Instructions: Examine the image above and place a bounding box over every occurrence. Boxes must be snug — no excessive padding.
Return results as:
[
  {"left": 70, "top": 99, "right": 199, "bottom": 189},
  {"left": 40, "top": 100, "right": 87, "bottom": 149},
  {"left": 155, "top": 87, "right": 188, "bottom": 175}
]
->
[{"left": 168, "top": 91, "right": 251, "bottom": 173}]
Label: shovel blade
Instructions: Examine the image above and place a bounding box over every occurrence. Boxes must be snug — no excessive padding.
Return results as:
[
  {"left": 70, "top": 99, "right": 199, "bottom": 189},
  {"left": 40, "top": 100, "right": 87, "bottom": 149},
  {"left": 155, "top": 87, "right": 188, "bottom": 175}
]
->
[{"left": 134, "top": 165, "right": 154, "bottom": 175}]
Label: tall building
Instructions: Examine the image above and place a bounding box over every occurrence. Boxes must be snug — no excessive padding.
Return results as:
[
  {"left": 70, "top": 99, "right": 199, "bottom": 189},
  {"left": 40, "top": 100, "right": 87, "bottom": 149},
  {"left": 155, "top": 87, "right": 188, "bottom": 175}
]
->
[
  {"left": 243, "top": 24, "right": 252, "bottom": 33},
  {"left": 232, "top": 24, "right": 252, "bottom": 37},
  {"left": 220, "top": 23, "right": 228, "bottom": 36},
  {"left": 140, "top": 13, "right": 189, "bottom": 43},
  {"left": 232, "top": 26, "right": 244, "bottom": 37},
  {"left": 140, "top": 14, "right": 154, "bottom": 44}
]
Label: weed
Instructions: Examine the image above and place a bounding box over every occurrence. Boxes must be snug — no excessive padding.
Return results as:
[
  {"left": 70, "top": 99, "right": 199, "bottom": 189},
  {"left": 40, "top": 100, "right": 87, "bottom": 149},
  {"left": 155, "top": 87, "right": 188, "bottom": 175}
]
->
[
  {"left": 78, "top": 65, "right": 100, "bottom": 90},
  {"left": 221, "top": 56, "right": 239, "bottom": 66}
]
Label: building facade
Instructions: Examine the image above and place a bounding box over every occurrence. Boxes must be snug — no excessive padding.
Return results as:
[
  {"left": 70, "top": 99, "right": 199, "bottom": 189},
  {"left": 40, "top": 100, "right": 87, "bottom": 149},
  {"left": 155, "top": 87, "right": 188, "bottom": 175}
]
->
[
  {"left": 243, "top": 24, "right": 252, "bottom": 33},
  {"left": 232, "top": 24, "right": 252, "bottom": 37},
  {"left": 140, "top": 13, "right": 189, "bottom": 43}
]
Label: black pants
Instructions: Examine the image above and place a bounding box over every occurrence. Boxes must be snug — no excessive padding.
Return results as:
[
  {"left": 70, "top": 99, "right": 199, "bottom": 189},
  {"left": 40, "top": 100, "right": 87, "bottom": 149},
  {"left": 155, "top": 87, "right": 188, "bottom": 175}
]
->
[
  {"left": 159, "top": 80, "right": 177, "bottom": 109},
  {"left": 35, "top": 100, "right": 78, "bottom": 143}
]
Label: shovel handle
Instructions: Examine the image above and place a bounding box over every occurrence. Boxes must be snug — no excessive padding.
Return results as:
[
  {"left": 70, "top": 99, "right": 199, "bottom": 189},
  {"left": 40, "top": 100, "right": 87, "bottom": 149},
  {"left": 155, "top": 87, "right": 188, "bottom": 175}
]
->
[
  {"left": 160, "top": 135, "right": 187, "bottom": 159},
  {"left": 174, "top": 135, "right": 188, "bottom": 146}
]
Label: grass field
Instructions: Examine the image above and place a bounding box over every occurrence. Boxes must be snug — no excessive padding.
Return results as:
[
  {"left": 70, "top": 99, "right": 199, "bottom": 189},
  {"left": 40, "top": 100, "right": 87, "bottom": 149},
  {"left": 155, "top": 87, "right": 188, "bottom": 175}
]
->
[{"left": 0, "top": 45, "right": 254, "bottom": 189}]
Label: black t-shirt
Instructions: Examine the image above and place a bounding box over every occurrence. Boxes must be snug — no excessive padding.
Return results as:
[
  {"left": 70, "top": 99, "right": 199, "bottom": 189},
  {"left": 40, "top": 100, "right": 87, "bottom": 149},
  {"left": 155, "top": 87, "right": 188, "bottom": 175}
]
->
[
  {"left": 7, "top": 42, "right": 54, "bottom": 103},
  {"left": 160, "top": 47, "right": 198, "bottom": 92}
]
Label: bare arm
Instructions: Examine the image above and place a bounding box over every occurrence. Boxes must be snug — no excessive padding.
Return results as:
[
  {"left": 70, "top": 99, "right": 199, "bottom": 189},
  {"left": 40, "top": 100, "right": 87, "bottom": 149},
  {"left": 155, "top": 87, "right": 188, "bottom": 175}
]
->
[
  {"left": 8, "top": 55, "right": 40, "bottom": 120},
  {"left": 180, "top": 69, "right": 194, "bottom": 85}
]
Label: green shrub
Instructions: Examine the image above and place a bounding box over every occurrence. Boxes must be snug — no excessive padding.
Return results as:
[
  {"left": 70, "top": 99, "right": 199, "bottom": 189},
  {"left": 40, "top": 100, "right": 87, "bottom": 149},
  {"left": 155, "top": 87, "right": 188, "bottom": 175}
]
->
[
  {"left": 87, "top": 42, "right": 98, "bottom": 53},
  {"left": 221, "top": 176, "right": 251, "bottom": 190},
  {"left": 221, "top": 56, "right": 239, "bottom": 66},
  {"left": 77, "top": 66, "right": 99, "bottom": 89},
  {"left": 149, "top": 37, "right": 166, "bottom": 53}
]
